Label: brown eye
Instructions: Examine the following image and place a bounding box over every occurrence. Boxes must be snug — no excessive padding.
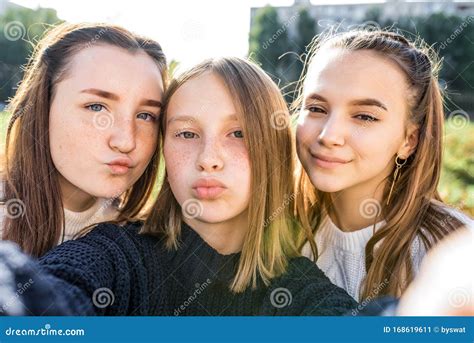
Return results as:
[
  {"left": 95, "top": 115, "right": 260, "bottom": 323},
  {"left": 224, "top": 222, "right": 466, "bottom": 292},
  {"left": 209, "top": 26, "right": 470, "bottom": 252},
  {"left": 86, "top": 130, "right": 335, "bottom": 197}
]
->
[
  {"left": 355, "top": 114, "right": 378, "bottom": 122},
  {"left": 306, "top": 106, "right": 325, "bottom": 114}
]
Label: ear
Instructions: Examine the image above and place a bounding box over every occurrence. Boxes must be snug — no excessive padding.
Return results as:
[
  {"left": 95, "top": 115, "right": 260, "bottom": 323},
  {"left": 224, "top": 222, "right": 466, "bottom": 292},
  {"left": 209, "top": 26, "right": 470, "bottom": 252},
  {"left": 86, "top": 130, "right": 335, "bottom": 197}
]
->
[{"left": 397, "top": 124, "right": 419, "bottom": 159}]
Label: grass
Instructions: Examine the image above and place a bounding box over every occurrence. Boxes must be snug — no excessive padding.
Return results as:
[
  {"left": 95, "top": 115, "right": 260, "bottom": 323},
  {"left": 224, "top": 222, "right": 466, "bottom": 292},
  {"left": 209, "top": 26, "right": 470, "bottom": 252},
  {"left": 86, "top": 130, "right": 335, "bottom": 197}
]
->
[
  {"left": 440, "top": 120, "right": 474, "bottom": 216},
  {"left": 1, "top": 111, "right": 472, "bottom": 215}
]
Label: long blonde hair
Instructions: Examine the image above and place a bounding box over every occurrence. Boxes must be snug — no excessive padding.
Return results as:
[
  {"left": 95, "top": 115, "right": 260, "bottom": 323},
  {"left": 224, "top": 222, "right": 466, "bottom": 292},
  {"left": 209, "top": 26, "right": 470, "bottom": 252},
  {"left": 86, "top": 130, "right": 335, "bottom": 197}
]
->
[
  {"left": 142, "top": 57, "right": 300, "bottom": 293},
  {"left": 294, "top": 29, "right": 465, "bottom": 299}
]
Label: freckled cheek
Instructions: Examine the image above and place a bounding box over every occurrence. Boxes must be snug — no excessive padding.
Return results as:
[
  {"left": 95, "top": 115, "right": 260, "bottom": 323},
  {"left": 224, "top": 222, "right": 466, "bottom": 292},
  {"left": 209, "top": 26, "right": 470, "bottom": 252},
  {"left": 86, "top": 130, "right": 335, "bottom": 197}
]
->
[
  {"left": 135, "top": 130, "right": 159, "bottom": 163},
  {"left": 224, "top": 145, "right": 251, "bottom": 191},
  {"left": 50, "top": 107, "right": 99, "bottom": 152},
  {"left": 50, "top": 116, "right": 80, "bottom": 163},
  {"left": 164, "top": 143, "right": 195, "bottom": 185}
]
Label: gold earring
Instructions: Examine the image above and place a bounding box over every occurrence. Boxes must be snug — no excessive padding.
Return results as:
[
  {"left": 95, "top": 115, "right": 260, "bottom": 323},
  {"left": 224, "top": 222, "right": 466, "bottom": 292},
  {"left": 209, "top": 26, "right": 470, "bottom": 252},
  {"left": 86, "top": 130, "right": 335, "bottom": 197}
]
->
[{"left": 386, "top": 155, "right": 407, "bottom": 205}]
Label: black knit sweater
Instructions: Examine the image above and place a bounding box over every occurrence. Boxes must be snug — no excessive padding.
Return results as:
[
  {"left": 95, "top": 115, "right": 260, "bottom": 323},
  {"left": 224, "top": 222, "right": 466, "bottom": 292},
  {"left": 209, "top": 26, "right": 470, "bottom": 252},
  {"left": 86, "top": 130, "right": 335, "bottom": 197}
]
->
[{"left": 0, "top": 222, "right": 357, "bottom": 316}]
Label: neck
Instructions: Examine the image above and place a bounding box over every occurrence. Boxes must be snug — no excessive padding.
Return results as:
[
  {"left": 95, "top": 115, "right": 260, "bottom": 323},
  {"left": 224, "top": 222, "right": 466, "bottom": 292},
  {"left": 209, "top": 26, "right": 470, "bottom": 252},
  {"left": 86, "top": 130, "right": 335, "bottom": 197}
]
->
[
  {"left": 329, "top": 171, "right": 389, "bottom": 232},
  {"left": 184, "top": 210, "right": 249, "bottom": 255},
  {"left": 58, "top": 175, "right": 97, "bottom": 212}
]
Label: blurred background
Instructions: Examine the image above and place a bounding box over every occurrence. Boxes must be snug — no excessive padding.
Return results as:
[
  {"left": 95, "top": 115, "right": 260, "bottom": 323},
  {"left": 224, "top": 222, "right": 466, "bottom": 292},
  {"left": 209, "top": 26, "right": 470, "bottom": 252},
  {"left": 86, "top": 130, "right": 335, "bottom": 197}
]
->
[{"left": 0, "top": 0, "right": 472, "bottom": 214}]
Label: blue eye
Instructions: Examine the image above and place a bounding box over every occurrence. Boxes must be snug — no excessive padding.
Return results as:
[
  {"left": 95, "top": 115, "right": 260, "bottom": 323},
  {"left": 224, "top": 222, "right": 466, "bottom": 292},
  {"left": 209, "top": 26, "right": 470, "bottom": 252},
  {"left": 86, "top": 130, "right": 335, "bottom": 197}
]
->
[
  {"left": 87, "top": 104, "right": 104, "bottom": 112},
  {"left": 355, "top": 114, "right": 378, "bottom": 122},
  {"left": 231, "top": 130, "right": 244, "bottom": 138},
  {"left": 137, "top": 112, "right": 156, "bottom": 122},
  {"left": 176, "top": 131, "right": 198, "bottom": 139}
]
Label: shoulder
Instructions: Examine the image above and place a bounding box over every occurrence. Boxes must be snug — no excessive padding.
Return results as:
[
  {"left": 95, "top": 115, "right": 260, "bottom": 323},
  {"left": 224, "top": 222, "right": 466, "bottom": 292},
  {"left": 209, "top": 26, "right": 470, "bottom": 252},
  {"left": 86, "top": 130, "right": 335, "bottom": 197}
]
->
[
  {"left": 83, "top": 220, "right": 155, "bottom": 241},
  {"left": 40, "top": 220, "right": 165, "bottom": 264},
  {"left": 430, "top": 200, "right": 473, "bottom": 229},
  {"left": 262, "top": 256, "right": 358, "bottom": 316},
  {"left": 440, "top": 206, "right": 474, "bottom": 229},
  {"left": 411, "top": 202, "right": 473, "bottom": 271}
]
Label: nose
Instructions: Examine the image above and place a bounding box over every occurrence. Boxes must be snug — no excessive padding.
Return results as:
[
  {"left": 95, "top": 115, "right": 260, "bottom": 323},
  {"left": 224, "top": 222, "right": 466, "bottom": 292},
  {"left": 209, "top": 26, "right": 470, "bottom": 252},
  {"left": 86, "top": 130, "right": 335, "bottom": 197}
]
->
[
  {"left": 196, "top": 137, "right": 224, "bottom": 172},
  {"left": 108, "top": 115, "right": 136, "bottom": 154},
  {"left": 317, "top": 113, "right": 345, "bottom": 147}
]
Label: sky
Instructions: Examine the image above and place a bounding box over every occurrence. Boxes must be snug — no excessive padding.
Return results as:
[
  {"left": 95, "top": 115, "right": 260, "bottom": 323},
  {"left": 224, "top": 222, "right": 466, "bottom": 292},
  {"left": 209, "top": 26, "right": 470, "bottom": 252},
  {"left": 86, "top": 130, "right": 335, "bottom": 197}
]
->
[{"left": 11, "top": 0, "right": 384, "bottom": 70}]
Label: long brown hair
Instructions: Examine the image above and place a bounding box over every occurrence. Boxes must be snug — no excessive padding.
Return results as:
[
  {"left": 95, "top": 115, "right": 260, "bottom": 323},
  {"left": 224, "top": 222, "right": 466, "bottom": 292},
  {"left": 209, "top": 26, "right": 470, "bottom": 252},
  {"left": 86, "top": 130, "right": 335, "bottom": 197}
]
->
[
  {"left": 294, "top": 29, "right": 466, "bottom": 299},
  {"left": 142, "top": 57, "right": 300, "bottom": 293},
  {"left": 1, "top": 22, "right": 167, "bottom": 257}
]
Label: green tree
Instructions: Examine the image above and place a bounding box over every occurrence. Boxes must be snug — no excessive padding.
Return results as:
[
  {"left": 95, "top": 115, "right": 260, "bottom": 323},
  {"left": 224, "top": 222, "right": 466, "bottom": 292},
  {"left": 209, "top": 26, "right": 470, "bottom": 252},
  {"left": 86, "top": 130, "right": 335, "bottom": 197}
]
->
[
  {"left": 296, "top": 7, "right": 317, "bottom": 56},
  {"left": 0, "top": 6, "right": 62, "bottom": 102},
  {"left": 368, "top": 10, "right": 474, "bottom": 114},
  {"left": 249, "top": 6, "right": 290, "bottom": 82}
]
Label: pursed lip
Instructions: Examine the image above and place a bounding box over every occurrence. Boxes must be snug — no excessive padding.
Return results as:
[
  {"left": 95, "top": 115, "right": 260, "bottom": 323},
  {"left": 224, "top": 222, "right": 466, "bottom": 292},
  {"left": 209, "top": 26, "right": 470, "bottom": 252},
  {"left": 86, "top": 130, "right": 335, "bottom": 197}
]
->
[
  {"left": 106, "top": 157, "right": 135, "bottom": 168},
  {"left": 192, "top": 178, "right": 226, "bottom": 189},
  {"left": 192, "top": 178, "right": 227, "bottom": 200},
  {"left": 106, "top": 157, "right": 135, "bottom": 175}
]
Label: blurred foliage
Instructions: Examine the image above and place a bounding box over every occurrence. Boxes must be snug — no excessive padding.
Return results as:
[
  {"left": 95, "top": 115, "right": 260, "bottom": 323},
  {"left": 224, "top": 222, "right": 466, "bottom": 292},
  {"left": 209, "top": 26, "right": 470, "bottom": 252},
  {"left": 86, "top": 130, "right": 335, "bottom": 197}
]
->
[
  {"left": 0, "top": 5, "right": 62, "bottom": 101},
  {"left": 249, "top": 6, "right": 474, "bottom": 115},
  {"left": 249, "top": 6, "right": 291, "bottom": 81},
  {"left": 366, "top": 9, "right": 474, "bottom": 115},
  {"left": 440, "top": 120, "right": 474, "bottom": 215}
]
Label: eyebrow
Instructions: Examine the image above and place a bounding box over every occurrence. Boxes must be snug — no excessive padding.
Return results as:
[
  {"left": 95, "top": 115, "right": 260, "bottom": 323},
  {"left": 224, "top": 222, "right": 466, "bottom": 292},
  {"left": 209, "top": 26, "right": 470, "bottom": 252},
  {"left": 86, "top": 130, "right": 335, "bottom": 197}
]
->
[
  {"left": 140, "top": 99, "right": 162, "bottom": 108},
  {"left": 349, "top": 99, "right": 388, "bottom": 111},
  {"left": 81, "top": 88, "right": 120, "bottom": 101},
  {"left": 81, "top": 88, "right": 162, "bottom": 108},
  {"left": 305, "top": 92, "right": 388, "bottom": 111},
  {"left": 168, "top": 113, "right": 239, "bottom": 124}
]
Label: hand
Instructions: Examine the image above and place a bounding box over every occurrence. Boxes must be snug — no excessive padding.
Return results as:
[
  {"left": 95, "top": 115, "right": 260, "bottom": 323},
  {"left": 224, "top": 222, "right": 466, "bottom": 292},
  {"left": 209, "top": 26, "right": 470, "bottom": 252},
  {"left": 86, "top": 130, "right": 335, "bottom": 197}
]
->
[
  {"left": 397, "top": 228, "right": 473, "bottom": 316},
  {"left": 0, "top": 241, "right": 68, "bottom": 316}
]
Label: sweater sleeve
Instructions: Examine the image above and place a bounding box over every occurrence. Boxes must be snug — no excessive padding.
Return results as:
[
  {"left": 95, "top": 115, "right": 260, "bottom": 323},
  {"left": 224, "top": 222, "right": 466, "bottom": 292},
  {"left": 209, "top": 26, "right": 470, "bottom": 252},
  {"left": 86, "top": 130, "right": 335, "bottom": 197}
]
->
[
  {"left": 262, "top": 257, "right": 358, "bottom": 316},
  {"left": 1, "top": 222, "right": 160, "bottom": 316},
  {"left": 0, "top": 241, "right": 74, "bottom": 316}
]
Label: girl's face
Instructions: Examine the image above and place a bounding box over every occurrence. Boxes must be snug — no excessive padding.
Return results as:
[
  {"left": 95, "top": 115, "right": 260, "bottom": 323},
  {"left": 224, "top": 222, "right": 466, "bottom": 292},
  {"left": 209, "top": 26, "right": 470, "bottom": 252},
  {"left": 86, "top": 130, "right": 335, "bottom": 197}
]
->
[
  {"left": 296, "top": 48, "right": 418, "bottom": 194},
  {"left": 164, "top": 72, "right": 251, "bottom": 226},
  {"left": 49, "top": 45, "right": 163, "bottom": 209}
]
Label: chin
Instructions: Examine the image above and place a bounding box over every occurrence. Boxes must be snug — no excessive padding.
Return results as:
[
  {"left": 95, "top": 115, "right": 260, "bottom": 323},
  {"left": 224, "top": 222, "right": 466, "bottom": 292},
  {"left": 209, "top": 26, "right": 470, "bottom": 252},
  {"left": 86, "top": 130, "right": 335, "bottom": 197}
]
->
[
  {"left": 195, "top": 214, "right": 235, "bottom": 224},
  {"left": 308, "top": 174, "right": 346, "bottom": 193},
  {"left": 197, "top": 203, "right": 245, "bottom": 224},
  {"left": 89, "top": 184, "right": 128, "bottom": 199}
]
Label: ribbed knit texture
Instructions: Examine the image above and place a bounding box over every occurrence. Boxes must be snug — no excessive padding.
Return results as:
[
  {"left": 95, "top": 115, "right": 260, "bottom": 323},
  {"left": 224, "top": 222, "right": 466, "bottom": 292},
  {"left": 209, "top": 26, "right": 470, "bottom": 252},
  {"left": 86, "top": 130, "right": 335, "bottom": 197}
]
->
[
  {"left": 0, "top": 222, "right": 358, "bottom": 316},
  {"left": 1, "top": 196, "right": 119, "bottom": 244},
  {"left": 302, "top": 206, "right": 473, "bottom": 301},
  {"left": 62, "top": 198, "right": 119, "bottom": 242}
]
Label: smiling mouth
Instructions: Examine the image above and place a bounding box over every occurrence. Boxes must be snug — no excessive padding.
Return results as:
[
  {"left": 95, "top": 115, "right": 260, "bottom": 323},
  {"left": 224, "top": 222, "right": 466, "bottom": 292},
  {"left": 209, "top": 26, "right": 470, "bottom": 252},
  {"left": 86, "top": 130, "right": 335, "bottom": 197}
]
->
[{"left": 310, "top": 152, "right": 351, "bottom": 169}]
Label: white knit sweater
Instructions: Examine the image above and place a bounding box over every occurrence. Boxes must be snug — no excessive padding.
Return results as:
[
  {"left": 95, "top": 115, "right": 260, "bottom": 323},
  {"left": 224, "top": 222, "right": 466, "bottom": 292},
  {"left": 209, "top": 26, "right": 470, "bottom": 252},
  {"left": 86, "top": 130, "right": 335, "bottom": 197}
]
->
[
  {"left": 302, "top": 206, "right": 474, "bottom": 301},
  {"left": 1, "top": 196, "right": 119, "bottom": 245},
  {"left": 61, "top": 198, "right": 120, "bottom": 242}
]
